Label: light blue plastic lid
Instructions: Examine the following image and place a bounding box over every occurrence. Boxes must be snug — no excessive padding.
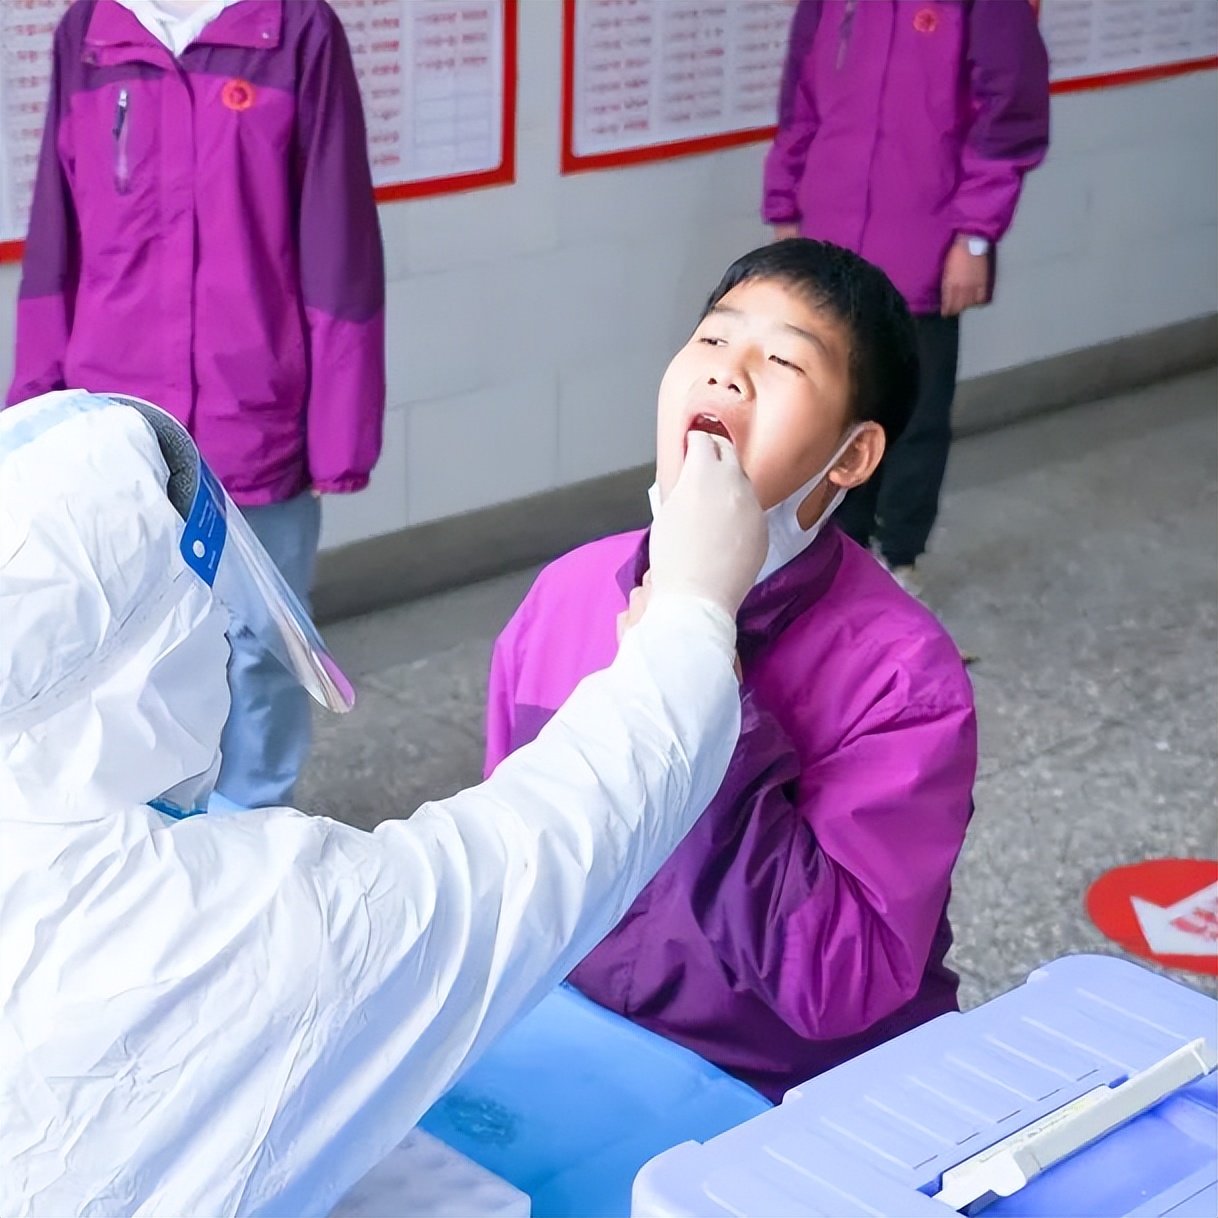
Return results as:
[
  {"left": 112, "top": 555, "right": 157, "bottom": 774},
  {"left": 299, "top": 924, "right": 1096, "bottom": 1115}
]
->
[
  {"left": 632, "top": 955, "right": 1216, "bottom": 1217},
  {"left": 419, "top": 982, "right": 770, "bottom": 1217}
]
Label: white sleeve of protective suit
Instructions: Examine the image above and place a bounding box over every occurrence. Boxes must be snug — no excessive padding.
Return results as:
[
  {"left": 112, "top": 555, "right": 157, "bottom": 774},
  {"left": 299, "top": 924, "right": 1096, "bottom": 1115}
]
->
[
  {"left": 257, "top": 594, "right": 739, "bottom": 1216},
  {"left": 2, "top": 594, "right": 738, "bottom": 1218},
  {"left": 260, "top": 594, "right": 738, "bottom": 1216}
]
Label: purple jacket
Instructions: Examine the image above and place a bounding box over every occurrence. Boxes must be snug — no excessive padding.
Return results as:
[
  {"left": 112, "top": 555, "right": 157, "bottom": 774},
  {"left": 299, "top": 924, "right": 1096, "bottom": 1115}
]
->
[
  {"left": 763, "top": 0, "right": 1050, "bottom": 314},
  {"left": 7, "top": 0, "right": 385, "bottom": 505},
  {"left": 486, "top": 526, "right": 978, "bottom": 1101}
]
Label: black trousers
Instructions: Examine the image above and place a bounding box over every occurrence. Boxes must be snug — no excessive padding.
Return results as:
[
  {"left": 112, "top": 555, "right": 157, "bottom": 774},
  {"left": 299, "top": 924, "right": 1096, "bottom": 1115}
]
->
[{"left": 836, "top": 313, "right": 960, "bottom": 567}]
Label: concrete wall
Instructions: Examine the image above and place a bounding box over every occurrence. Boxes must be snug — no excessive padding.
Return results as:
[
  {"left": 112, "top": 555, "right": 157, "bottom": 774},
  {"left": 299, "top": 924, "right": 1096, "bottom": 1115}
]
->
[{"left": 0, "top": 2, "right": 1214, "bottom": 560}]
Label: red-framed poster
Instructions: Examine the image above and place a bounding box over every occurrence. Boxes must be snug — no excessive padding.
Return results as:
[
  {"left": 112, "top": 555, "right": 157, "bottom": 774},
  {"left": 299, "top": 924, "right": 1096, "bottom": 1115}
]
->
[
  {"left": 332, "top": 0, "right": 517, "bottom": 200},
  {"left": 560, "top": 0, "right": 794, "bottom": 175},
  {"left": 0, "top": 0, "right": 518, "bottom": 262},
  {"left": 558, "top": 0, "right": 1217, "bottom": 177},
  {"left": 1041, "top": 0, "right": 1217, "bottom": 94}
]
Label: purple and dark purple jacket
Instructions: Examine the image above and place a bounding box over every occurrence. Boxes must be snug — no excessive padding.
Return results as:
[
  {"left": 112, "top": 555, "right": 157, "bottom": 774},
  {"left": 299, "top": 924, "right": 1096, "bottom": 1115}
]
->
[
  {"left": 486, "top": 526, "right": 978, "bottom": 1101},
  {"left": 7, "top": 0, "right": 385, "bottom": 506},
  {"left": 764, "top": 0, "right": 1050, "bottom": 314}
]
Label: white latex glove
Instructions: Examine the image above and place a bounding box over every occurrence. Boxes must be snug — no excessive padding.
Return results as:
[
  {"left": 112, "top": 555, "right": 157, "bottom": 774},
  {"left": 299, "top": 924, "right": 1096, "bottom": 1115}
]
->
[{"left": 648, "top": 430, "right": 766, "bottom": 620}]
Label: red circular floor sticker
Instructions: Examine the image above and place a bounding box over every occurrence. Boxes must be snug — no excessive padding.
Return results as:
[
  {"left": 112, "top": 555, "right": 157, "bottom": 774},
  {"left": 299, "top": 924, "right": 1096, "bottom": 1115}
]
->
[{"left": 1087, "top": 858, "right": 1218, "bottom": 976}]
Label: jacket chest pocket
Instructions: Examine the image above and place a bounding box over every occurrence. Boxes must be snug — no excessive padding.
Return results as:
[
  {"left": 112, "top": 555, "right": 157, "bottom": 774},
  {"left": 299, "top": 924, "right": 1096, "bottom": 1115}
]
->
[
  {"left": 67, "top": 79, "right": 164, "bottom": 271},
  {"left": 72, "top": 81, "right": 160, "bottom": 203},
  {"left": 111, "top": 85, "right": 133, "bottom": 193}
]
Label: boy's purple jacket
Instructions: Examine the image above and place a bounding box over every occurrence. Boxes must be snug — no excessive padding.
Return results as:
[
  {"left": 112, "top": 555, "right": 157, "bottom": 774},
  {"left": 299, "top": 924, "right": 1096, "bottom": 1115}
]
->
[
  {"left": 486, "top": 526, "right": 978, "bottom": 1101},
  {"left": 764, "top": 0, "right": 1050, "bottom": 314},
  {"left": 7, "top": 0, "right": 385, "bottom": 506}
]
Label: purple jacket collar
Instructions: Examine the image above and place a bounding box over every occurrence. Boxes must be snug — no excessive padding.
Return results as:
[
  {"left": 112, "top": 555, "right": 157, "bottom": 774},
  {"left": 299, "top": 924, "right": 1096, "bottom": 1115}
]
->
[
  {"left": 615, "top": 526, "right": 845, "bottom": 663},
  {"left": 85, "top": 0, "right": 282, "bottom": 67}
]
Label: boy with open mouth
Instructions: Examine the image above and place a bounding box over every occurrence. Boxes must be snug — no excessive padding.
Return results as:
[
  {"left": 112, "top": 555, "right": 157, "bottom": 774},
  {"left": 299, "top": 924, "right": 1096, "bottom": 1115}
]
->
[{"left": 484, "top": 239, "right": 978, "bottom": 1102}]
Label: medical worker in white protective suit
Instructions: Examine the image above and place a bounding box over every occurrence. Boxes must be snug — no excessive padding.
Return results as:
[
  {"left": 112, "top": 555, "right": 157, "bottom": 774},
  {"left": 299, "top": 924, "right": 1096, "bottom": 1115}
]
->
[{"left": 0, "top": 390, "right": 766, "bottom": 1218}]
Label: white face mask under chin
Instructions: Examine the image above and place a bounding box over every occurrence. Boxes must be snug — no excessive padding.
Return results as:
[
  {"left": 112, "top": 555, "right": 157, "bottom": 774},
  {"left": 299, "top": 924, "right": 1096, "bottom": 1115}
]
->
[{"left": 649, "top": 424, "right": 863, "bottom": 588}]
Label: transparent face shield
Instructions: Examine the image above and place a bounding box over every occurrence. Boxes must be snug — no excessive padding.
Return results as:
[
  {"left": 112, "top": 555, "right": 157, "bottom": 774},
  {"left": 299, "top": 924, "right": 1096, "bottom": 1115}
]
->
[{"left": 114, "top": 396, "right": 355, "bottom": 712}]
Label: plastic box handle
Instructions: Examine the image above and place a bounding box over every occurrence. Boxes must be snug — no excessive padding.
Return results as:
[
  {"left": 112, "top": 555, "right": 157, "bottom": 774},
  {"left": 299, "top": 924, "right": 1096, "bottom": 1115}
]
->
[{"left": 933, "top": 1038, "right": 1217, "bottom": 1213}]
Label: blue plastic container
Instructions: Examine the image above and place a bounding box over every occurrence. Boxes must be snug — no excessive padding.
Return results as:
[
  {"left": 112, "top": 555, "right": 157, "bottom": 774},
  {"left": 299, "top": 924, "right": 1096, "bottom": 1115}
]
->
[
  {"left": 633, "top": 955, "right": 1217, "bottom": 1217},
  {"left": 419, "top": 983, "right": 770, "bottom": 1217}
]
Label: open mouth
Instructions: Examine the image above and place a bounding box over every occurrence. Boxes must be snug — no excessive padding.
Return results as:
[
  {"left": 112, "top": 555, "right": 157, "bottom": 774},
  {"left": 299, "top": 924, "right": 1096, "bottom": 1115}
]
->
[{"left": 685, "top": 413, "right": 734, "bottom": 452}]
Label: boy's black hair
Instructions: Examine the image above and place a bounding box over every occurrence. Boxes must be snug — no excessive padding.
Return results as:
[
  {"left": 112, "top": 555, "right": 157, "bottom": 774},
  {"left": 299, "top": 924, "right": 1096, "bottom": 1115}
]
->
[{"left": 702, "top": 239, "right": 919, "bottom": 446}]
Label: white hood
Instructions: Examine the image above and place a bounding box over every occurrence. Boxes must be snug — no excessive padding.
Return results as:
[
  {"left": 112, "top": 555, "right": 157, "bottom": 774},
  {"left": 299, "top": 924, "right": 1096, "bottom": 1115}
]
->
[
  {"left": 0, "top": 392, "right": 230, "bottom": 824},
  {"left": 0, "top": 394, "right": 230, "bottom": 823}
]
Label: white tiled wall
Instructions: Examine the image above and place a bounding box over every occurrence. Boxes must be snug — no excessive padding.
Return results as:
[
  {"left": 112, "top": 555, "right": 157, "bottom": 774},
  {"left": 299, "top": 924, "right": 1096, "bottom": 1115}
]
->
[
  {"left": 321, "top": 403, "right": 410, "bottom": 549},
  {"left": 407, "top": 371, "right": 559, "bottom": 524},
  {"left": 1, "top": 3, "right": 1213, "bottom": 552},
  {"left": 959, "top": 68, "right": 1218, "bottom": 380}
]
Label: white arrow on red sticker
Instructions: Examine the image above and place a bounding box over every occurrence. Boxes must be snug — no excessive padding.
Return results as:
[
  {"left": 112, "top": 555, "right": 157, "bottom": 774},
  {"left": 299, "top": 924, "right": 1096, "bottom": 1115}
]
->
[{"left": 1131, "top": 882, "right": 1218, "bottom": 957}]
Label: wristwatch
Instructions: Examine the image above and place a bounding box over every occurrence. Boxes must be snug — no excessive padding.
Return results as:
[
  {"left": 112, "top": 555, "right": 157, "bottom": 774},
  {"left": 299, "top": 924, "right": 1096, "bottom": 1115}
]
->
[{"left": 965, "top": 236, "right": 991, "bottom": 256}]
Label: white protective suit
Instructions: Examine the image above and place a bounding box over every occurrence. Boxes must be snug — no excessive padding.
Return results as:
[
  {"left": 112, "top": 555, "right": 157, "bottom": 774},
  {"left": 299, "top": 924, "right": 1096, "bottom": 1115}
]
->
[{"left": 0, "top": 395, "right": 758, "bottom": 1217}]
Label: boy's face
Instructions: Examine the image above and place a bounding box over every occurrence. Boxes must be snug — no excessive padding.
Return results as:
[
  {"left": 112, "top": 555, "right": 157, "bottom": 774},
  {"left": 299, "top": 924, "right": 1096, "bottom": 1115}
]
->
[{"left": 656, "top": 278, "right": 880, "bottom": 523}]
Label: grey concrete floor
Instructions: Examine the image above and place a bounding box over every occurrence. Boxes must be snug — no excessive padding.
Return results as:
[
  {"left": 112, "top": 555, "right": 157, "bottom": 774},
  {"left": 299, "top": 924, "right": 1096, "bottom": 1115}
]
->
[{"left": 298, "top": 368, "right": 1218, "bottom": 1006}]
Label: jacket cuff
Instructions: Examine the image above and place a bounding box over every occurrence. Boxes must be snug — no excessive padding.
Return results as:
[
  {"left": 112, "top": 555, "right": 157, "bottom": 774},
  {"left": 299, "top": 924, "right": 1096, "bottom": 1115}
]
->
[
  {"left": 762, "top": 206, "right": 800, "bottom": 226},
  {"left": 312, "top": 473, "right": 370, "bottom": 495}
]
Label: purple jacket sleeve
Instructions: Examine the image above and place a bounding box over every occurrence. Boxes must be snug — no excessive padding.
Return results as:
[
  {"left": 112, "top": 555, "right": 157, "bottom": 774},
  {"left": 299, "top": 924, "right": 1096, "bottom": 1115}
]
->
[
  {"left": 697, "top": 684, "right": 975, "bottom": 1042},
  {"left": 760, "top": 0, "right": 822, "bottom": 226},
  {"left": 6, "top": 21, "right": 79, "bottom": 408},
  {"left": 484, "top": 606, "right": 525, "bottom": 780},
  {"left": 949, "top": 0, "right": 1050, "bottom": 243},
  {"left": 296, "top": 5, "right": 386, "bottom": 494}
]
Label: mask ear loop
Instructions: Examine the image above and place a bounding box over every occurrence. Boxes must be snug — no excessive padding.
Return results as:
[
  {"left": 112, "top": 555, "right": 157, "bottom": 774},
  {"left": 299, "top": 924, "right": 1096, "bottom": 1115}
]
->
[{"left": 793, "top": 422, "right": 867, "bottom": 533}]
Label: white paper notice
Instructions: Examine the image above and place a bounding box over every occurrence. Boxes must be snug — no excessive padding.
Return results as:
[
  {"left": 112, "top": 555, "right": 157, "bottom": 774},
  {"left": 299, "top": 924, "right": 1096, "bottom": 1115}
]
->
[
  {"left": 1, "top": 0, "right": 509, "bottom": 246},
  {"left": 1, "top": 0, "right": 69, "bottom": 244},
  {"left": 1041, "top": 0, "right": 1217, "bottom": 84},
  {"left": 571, "top": 0, "right": 793, "bottom": 160},
  {"left": 332, "top": 0, "right": 506, "bottom": 188}
]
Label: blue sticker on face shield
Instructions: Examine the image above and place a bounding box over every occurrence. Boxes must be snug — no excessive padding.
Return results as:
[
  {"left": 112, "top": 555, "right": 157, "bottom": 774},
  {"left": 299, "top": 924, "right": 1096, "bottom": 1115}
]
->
[{"left": 181, "top": 463, "right": 227, "bottom": 586}]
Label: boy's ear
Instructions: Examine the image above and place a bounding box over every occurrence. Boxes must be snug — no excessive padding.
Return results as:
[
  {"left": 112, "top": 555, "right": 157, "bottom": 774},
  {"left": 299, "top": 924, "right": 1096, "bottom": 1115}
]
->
[{"left": 828, "top": 422, "right": 885, "bottom": 489}]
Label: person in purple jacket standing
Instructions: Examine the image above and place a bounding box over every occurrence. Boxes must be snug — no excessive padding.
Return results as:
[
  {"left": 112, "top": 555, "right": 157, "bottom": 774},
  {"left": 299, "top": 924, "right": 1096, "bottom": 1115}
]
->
[
  {"left": 485, "top": 239, "right": 979, "bottom": 1102},
  {"left": 765, "top": 0, "right": 1049, "bottom": 593},
  {"left": 7, "top": 0, "right": 385, "bottom": 808}
]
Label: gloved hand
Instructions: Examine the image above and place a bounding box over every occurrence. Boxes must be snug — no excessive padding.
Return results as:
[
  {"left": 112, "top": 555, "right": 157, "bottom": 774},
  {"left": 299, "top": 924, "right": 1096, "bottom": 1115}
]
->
[{"left": 648, "top": 430, "right": 766, "bottom": 619}]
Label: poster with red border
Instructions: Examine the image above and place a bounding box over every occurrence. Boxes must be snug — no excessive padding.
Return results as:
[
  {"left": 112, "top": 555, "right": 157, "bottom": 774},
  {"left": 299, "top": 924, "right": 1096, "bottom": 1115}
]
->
[
  {"left": 331, "top": 0, "right": 516, "bottom": 201},
  {"left": 560, "top": 0, "right": 793, "bottom": 175},
  {"left": 558, "top": 0, "right": 1218, "bottom": 178},
  {"left": 0, "top": 0, "right": 518, "bottom": 262},
  {"left": 0, "top": 0, "right": 63, "bottom": 260},
  {"left": 1042, "top": 0, "right": 1217, "bottom": 94}
]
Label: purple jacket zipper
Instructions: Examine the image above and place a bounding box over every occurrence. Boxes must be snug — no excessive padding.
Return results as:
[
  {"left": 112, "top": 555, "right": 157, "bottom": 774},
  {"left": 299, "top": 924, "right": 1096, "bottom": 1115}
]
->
[{"left": 113, "top": 87, "right": 130, "bottom": 194}]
